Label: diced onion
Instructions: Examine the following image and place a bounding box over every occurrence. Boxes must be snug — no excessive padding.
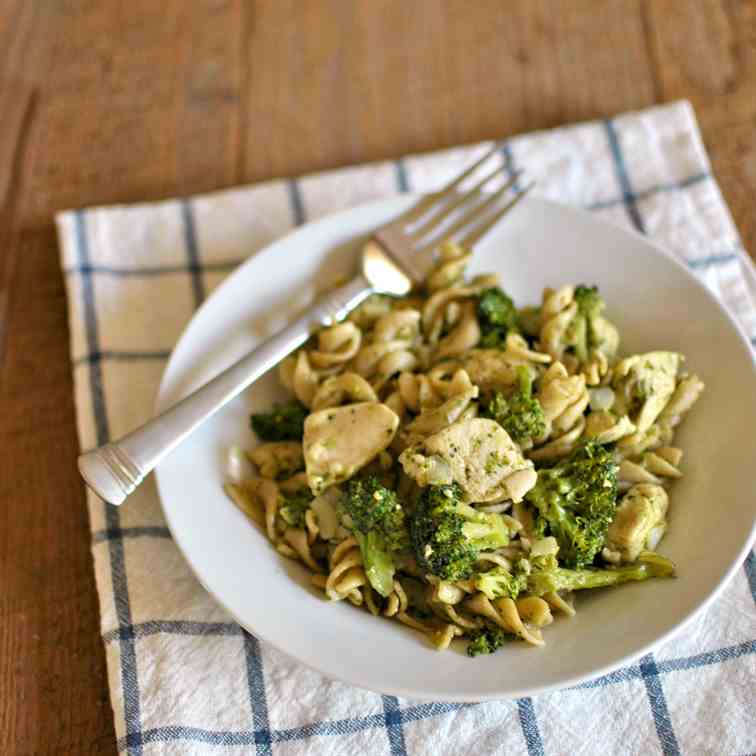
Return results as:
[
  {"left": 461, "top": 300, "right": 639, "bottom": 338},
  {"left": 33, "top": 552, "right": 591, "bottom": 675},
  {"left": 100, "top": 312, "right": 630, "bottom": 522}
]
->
[
  {"left": 589, "top": 386, "right": 615, "bottom": 412},
  {"left": 435, "top": 581, "right": 465, "bottom": 605},
  {"left": 476, "top": 502, "right": 512, "bottom": 514}
]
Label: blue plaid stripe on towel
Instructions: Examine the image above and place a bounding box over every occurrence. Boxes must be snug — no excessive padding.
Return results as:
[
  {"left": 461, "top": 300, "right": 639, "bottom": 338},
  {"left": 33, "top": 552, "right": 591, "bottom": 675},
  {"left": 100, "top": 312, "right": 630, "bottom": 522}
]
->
[{"left": 58, "top": 100, "right": 756, "bottom": 756}]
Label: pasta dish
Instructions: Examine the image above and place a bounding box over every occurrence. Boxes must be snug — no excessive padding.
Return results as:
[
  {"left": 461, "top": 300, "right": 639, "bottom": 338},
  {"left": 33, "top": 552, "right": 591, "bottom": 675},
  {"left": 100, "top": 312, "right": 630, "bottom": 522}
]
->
[{"left": 225, "top": 243, "right": 704, "bottom": 656}]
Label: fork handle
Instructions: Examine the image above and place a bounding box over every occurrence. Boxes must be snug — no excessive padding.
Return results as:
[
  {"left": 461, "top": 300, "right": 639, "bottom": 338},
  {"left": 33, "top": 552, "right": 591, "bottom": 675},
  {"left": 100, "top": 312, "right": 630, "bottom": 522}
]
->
[{"left": 78, "top": 274, "right": 373, "bottom": 506}]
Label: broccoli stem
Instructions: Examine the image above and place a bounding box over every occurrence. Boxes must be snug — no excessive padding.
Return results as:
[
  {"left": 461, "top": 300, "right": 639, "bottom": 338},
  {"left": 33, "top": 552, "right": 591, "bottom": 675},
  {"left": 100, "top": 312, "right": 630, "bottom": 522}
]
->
[
  {"left": 528, "top": 552, "right": 675, "bottom": 596},
  {"left": 356, "top": 531, "right": 396, "bottom": 598}
]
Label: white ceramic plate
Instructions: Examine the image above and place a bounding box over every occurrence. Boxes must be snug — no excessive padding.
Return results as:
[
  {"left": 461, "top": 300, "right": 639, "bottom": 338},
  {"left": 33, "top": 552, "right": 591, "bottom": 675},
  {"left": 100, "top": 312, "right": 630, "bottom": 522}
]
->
[{"left": 155, "top": 196, "right": 756, "bottom": 701}]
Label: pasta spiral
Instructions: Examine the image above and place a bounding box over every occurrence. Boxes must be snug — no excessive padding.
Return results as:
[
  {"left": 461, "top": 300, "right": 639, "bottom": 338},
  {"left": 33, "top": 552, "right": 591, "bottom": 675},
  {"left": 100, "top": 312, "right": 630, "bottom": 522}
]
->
[
  {"left": 309, "top": 322, "right": 362, "bottom": 368},
  {"left": 396, "top": 365, "right": 475, "bottom": 414},
  {"left": 311, "top": 372, "right": 377, "bottom": 411},
  {"left": 617, "top": 448, "right": 684, "bottom": 491},
  {"left": 279, "top": 323, "right": 365, "bottom": 407},
  {"left": 434, "top": 301, "right": 481, "bottom": 360},
  {"left": 462, "top": 592, "right": 554, "bottom": 647},
  {"left": 324, "top": 537, "right": 367, "bottom": 604},
  {"left": 530, "top": 362, "right": 589, "bottom": 460},
  {"left": 279, "top": 351, "right": 320, "bottom": 407},
  {"left": 424, "top": 242, "right": 472, "bottom": 293},
  {"left": 421, "top": 275, "right": 498, "bottom": 344},
  {"left": 539, "top": 285, "right": 577, "bottom": 361},
  {"left": 539, "top": 285, "right": 618, "bottom": 385},
  {"left": 352, "top": 308, "right": 421, "bottom": 391},
  {"left": 247, "top": 442, "right": 304, "bottom": 479}
]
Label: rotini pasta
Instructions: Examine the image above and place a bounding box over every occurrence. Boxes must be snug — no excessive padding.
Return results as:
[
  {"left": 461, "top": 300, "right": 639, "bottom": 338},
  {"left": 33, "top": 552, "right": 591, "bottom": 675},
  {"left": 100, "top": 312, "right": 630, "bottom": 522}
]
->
[
  {"left": 226, "top": 245, "right": 703, "bottom": 657},
  {"left": 529, "top": 362, "right": 589, "bottom": 460},
  {"left": 539, "top": 284, "right": 619, "bottom": 384}
]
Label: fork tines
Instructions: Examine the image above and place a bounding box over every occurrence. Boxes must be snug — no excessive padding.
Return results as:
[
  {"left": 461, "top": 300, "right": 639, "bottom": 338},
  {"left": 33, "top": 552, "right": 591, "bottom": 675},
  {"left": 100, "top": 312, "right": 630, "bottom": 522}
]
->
[{"left": 398, "top": 142, "right": 533, "bottom": 252}]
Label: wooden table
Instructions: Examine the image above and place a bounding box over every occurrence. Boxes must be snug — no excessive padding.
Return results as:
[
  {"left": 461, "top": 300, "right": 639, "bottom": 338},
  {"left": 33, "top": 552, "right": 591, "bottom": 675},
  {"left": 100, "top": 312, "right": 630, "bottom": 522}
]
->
[{"left": 0, "top": 2, "right": 753, "bottom": 753}]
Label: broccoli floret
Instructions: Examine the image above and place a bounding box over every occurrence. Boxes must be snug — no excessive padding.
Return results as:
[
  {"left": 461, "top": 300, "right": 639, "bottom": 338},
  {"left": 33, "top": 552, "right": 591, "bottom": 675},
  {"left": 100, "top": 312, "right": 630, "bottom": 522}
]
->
[
  {"left": 341, "top": 477, "right": 409, "bottom": 597},
  {"left": 478, "top": 287, "right": 518, "bottom": 328},
  {"left": 410, "top": 483, "right": 512, "bottom": 581},
  {"left": 477, "top": 287, "right": 519, "bottom": 348},
  {"left": 481, "top": 366, "right": 546, "bottom": 445},
  {"left": 474, "top": 564, "right": 528, "bottom": 600},
  {"left": 528, "top": 551, "right": 675, "bottom": 595},
  {"left": 568, "top": 285, "right": 615, "bottom": 363},
  {"left": 466, "top": 625, "right": 511, "bottom": 657},
  {"left": 342, "top": 477, "right": 408, "bottom": 552},
  {"left": 250, "top": 400, "right": 307, "bottom": 441},
  {"left": 278, "top": 489, "right": 314, "bottom": 528},
  {"left": 526, "top": 441, "right": 619, "bottom": 569},
  {"left": 574, "top": 285, "right": 604, "bottom": 319}
]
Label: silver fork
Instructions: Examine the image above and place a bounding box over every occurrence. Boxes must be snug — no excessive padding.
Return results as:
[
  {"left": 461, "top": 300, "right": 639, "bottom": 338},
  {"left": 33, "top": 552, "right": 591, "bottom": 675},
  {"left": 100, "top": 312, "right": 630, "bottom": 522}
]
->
[{"left": 79, "top": 144, "right": 532, "bottom": 505}]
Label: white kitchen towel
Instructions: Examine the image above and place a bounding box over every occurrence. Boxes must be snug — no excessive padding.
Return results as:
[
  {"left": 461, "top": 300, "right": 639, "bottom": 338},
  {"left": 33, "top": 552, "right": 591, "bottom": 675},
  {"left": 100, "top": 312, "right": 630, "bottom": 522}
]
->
[{"left": 58, "top": 100, "right": 756, "bottom": 756}]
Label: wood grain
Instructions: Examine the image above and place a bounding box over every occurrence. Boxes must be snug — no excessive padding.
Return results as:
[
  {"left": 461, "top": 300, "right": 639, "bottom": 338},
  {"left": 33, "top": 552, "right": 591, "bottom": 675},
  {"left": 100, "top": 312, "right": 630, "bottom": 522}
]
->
[
  {"left": 0, "top": 228, "right": 115, "bottom": 755},
  {"left": 645, "top": 0, "right": 756, "bottom": 255},
  {"left": 0, "top": 78, "right": 33, "bottom": 377},
  {"left": 0, "top": 1, "right": 753, "bottom": 754},
  {"left": 239, "top": 0, "right": 658, "bottom": 180}
]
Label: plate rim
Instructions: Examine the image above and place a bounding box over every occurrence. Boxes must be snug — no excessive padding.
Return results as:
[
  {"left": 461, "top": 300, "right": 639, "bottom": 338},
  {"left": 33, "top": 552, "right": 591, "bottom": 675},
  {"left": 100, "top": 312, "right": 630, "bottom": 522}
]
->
[{"left": 154, "top": 194, "right": 756, "bottom": 701}]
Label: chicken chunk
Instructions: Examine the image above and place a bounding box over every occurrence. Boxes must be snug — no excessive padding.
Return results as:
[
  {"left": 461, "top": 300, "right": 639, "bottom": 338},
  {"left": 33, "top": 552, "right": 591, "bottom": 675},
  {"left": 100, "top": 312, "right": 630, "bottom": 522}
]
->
[
  {"left": 303, "top": 402, "right": 399, "bottom": 494},
  {"left": 603, "top": 483, "right": 669, "bottom": 563},
  {"left": 399, "top": 418, "right": 536, "bottom": 502},
  {"left": 612, "top": 351, "right": 681, "bottom": 432}
]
